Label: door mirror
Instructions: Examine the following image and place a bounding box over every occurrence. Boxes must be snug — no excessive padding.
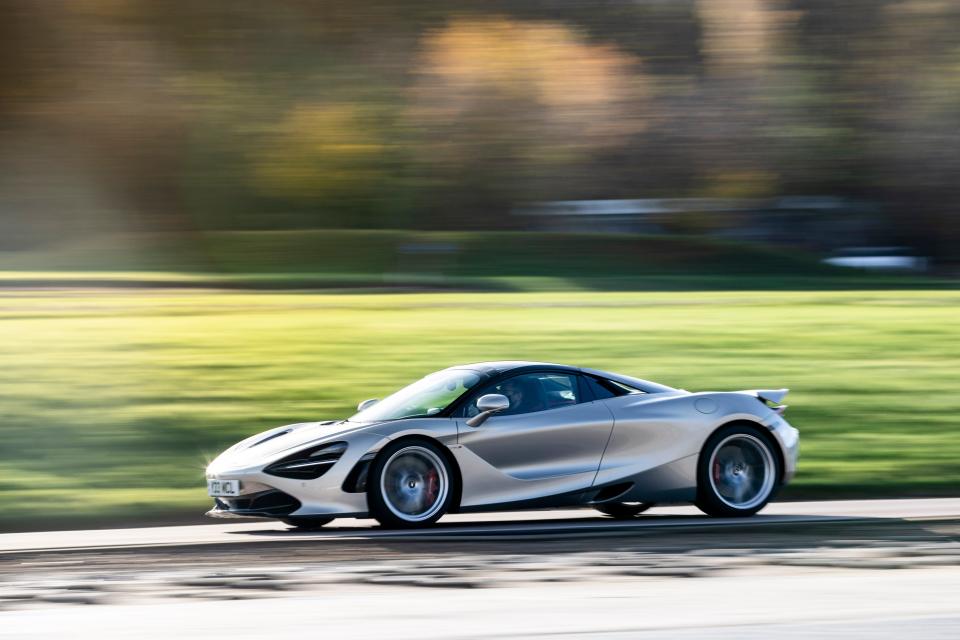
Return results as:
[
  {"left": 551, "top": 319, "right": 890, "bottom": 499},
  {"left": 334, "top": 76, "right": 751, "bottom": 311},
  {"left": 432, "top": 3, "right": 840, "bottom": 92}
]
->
[
  {"left": 357, "top": 398, "right": 379, "bottom": 412},
  {"left": 466, "top": 394, "right": 510, "bottom": 427},
  {"left": 476, "top": 393, "right": 510, "bottom": 413}
]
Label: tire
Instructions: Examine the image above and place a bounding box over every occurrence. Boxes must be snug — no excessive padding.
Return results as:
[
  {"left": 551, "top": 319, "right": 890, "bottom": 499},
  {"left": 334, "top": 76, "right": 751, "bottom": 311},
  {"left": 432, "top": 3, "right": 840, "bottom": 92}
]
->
[
  {"left": 368, "top": 439, "right": 455, "bottom": 529},
  {"left": 281, "top": 516, "right": 334, "bottom": 530},
  {"left": 695, "top": 423, "right": 781, "bottom": 517},
  {"left": 595, "top": 502, "right": 654, "bottom": 519}
]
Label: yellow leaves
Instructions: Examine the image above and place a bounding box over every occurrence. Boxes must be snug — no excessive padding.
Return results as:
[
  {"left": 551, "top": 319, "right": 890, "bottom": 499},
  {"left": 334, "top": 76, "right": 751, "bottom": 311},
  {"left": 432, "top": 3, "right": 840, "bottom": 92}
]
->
[
  {"left": 252, "top": 104, "right": 385, "bottom": 199},
  {"left": 704, "top": 170, "right": 779, "bottom": 199},
  {"left": 696, "top": 0, "right": 795, "bottom": 76},
  {"left": 420, "top": 17, "right": 636, "bottom": 110},
  {"left": 410, "top": 16, "right": 645, "bottom": 158},
  {"left": 252, "top": 17, "right": 646, "bottom": 200}
]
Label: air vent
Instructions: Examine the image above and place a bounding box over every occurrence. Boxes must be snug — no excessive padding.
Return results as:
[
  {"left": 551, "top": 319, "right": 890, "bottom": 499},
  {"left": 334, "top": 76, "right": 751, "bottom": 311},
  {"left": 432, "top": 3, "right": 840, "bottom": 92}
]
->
[
  {"left": 591, "top": 482, "right": 634, "bottom": 504},
  {"left": 342, "top": 452, "right": 377, "bottom": 493},
  {"left": 215, "top": 489, "right": 301, "bottom": 516},
  {"left": 263, "top": 441, "right": 348, "bottom": 479},
  {"left": 249, "top": 429, "right": 292, "bottom": 448}
]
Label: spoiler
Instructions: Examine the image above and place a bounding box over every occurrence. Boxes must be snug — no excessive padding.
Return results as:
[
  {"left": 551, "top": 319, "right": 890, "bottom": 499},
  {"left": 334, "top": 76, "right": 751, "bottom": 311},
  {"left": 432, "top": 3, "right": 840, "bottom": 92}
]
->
[{"left": 738, "top": 388, "right": 790, "bottom": 412}]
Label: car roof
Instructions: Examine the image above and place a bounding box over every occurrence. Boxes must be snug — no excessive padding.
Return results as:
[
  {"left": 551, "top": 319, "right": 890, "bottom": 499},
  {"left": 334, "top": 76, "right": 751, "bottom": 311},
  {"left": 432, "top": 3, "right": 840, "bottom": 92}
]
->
[
  {"left": 448, "top": 361, "right": 580, "bottom": 375},
  {"left": 445, "top": 361, "right": 677, "bottom": 394}
]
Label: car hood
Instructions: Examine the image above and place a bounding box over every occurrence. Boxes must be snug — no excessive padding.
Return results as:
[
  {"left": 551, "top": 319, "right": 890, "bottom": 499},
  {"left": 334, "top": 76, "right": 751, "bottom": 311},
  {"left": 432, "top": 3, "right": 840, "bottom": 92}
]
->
[{"left": 210, "top": 419, "right": 379, "bottom": 470}]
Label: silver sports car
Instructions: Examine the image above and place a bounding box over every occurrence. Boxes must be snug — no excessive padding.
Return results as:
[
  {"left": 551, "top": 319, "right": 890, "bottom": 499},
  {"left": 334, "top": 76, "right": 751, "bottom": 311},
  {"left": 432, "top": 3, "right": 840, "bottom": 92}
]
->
[{"left": 205, "top": 362, "right": 799, "bottom": 528}]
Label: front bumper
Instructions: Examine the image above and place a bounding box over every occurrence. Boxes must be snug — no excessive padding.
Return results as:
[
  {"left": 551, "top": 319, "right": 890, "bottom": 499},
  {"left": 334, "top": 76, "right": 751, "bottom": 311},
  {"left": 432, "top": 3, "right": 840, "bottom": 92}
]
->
[
  {"left": 206, "top": 489, "right": 302, "bottom": 519},
  {"left": 204, "top": 432, "right": 386, "bottom": 520}
]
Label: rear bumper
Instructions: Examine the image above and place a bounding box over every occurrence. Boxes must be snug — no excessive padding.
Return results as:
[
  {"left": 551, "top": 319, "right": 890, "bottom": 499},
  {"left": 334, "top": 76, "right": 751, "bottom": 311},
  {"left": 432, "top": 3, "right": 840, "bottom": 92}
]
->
[{"left": 767, "top": 415, "right": 800, "bottom": 484}]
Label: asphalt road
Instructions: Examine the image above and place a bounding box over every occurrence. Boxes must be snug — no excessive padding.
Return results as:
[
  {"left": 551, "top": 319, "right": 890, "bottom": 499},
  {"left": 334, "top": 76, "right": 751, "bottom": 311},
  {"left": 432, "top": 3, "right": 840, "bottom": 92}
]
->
[
  {"left": 3, "top": 497, "right": 960, "bottom": 553},
  {"left": 2, "top": 498, "right": 959, "bottom": 639}
]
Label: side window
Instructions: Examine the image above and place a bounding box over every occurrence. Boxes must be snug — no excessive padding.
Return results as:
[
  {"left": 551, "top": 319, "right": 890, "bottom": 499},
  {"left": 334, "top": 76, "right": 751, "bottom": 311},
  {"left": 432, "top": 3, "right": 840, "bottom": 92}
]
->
[
  {"left": 586, "top": 376, "right": 645, "bottom": 400},
  {"left": 464, "top": 372, "right": 582, "bottom": 417},
  {"left": 539, "top": 374, "right": 579, "bottom": 409},
  {"left": 586, "top": 376, "right": 619, "bottom": 400}
]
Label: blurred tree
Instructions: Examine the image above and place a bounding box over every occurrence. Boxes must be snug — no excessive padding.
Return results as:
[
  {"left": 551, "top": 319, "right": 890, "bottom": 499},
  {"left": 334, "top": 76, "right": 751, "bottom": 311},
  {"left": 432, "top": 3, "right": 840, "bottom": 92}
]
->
[
  {"left": 406, "top": 16, "right": 646, "bottom": 227},
  {"left": 0, "top": 0, "right": 957, "bottom": 262},
  {"left": 252, "top": 104, "right": 386, "bottom": 199},
  {"left": 0, "top": 0, "right": 191, "bottom": 246}
]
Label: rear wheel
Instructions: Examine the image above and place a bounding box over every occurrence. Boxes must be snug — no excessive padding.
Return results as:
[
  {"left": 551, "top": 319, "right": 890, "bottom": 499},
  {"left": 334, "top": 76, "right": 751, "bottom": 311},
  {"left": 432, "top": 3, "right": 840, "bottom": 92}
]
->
[
  {"left": 696, "top": 424, "right": 780, "bottom": 517},
  {"left": 595, "top": 502, "right": 654, "bottom": 519},
  {"left": 368, "top": 440, "right": 455, "bottom": 528},
  {"left": 281, "top": 516, "right": 334, "bottom": 530}
]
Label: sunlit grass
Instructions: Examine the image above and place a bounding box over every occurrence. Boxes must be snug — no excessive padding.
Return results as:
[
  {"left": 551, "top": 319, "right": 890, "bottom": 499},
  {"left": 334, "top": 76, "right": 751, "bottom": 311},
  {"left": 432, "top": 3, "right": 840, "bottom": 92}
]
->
[{"left": 2, "top": 289, "right": 958, "bottom": 527}]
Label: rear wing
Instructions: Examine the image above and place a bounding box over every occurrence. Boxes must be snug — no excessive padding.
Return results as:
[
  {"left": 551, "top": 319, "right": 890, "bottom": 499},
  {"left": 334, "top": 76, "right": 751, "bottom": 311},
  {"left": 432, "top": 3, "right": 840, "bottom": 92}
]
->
[{"left": 738, "top": 388, "right": 789, "bottom": 413}]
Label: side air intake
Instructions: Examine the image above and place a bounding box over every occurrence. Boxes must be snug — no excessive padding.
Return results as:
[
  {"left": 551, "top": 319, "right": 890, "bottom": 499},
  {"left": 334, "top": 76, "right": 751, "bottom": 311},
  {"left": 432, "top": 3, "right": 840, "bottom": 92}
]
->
[{"left": 590, "top": 482, "right": 634, "bottom": 504}]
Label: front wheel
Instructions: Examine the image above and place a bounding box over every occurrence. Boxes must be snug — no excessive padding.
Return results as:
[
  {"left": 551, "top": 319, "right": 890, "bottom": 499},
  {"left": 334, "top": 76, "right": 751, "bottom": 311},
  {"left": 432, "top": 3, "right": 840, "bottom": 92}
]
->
[
  {"left": 368, "top": 440, "right": 455, "bottom": 528},
  {"left": 696, "top": 424, "right": 781, "bottom": 517},
  {"left": 595, "top": 502, "right": 654, "bottom": 519}
]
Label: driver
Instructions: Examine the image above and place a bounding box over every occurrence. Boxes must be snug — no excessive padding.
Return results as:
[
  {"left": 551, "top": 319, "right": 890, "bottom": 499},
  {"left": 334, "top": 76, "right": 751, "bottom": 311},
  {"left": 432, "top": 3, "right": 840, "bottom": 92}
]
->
[{"left": 499, "top": 376, "right": 544, "bottom": 414}]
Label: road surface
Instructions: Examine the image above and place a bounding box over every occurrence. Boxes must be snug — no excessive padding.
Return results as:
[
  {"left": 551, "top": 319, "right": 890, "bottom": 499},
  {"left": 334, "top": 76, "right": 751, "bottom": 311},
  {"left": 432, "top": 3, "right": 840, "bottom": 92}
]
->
[
  {"left": 3, "top": 497, "right": 959, "bottom": 554},
  {"left": 2, "top": 498, "right": 959, "bottom": 639}
]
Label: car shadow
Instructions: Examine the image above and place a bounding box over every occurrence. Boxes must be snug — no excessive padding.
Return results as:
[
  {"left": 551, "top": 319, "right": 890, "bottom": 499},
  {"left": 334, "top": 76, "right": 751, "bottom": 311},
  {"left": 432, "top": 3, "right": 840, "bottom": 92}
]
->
[{"left": 228, "top": 511, "right": 895, "bottom": 540}]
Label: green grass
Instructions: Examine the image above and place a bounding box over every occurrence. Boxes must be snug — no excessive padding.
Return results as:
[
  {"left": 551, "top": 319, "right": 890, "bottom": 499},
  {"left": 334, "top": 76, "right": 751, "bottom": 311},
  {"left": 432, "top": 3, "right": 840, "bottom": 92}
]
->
[{"left": 2, "top": 289, "right": 958, "bottom": 529}]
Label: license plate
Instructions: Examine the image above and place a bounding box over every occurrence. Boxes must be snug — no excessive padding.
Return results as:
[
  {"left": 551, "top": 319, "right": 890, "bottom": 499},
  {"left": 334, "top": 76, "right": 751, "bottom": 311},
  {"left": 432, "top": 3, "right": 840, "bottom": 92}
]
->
[{"left": 207, "top": 479, "right": 240, "bottom": 497}]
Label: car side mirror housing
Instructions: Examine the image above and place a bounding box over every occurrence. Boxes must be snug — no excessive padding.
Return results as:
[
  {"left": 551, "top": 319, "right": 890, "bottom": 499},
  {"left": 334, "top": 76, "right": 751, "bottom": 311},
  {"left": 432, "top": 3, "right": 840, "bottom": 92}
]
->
[
  {"left": 465, "top": 394, "right": 510, "bottom": 427},
  {"left": 357, "top": 398, "right": 379, "bottom": 412}
]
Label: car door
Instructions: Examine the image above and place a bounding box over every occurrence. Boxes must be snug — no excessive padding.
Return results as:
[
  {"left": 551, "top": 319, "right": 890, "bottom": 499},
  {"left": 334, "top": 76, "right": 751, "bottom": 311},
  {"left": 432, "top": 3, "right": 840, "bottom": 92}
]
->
[{"left": 456, "top": 371, "right": 614, "bottom": 483}]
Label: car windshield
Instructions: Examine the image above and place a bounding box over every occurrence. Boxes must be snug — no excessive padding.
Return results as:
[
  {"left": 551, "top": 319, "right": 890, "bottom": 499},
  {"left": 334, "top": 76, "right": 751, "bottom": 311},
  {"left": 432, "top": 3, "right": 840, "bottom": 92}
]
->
[{"left": 349, "top": 369, "right": 482, "bottom": 422}]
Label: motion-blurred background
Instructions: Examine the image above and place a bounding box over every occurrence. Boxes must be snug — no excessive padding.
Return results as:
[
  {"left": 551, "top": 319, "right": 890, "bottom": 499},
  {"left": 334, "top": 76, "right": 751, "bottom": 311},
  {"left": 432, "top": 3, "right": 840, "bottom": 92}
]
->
[{"left": 1, "top": 0, "right": 957, "bottom": 530}]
